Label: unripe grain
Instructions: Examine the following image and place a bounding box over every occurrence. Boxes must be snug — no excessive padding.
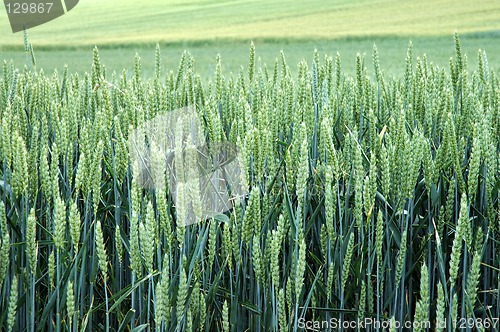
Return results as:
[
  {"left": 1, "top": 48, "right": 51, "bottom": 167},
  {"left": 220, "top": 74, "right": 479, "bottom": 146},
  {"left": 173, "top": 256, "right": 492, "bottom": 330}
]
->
[
  {"left": 95, "top": 219, "right": 108, "bottom": 279},
  {"left": 7, "top": 275, "right": 18, "bottom": 332}
]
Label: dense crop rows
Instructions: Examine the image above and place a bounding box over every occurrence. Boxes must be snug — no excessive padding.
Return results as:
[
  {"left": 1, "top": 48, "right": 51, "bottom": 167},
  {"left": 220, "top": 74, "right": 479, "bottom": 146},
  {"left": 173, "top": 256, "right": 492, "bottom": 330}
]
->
[{"left": 0, "top": 34, "right": 499, "bottom": 331}]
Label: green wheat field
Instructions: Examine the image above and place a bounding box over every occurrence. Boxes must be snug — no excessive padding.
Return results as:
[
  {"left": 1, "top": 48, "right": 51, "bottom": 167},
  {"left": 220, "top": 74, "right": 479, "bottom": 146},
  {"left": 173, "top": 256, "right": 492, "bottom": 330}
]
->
[{"left": 1, "top": 0, "right": 500, "bottom": 331}]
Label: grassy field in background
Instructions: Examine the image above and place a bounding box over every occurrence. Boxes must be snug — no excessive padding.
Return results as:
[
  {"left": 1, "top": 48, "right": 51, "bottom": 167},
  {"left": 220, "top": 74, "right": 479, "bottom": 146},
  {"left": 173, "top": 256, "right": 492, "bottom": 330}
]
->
[
  {"left": 2, "top": 35, "right": 500, "bottom": 79},
  {"left": 1, "top": 0, "right": 500, "bottom": 77},
  {"left": 2, "top": 0, "right": 500, "bottom": 47}
]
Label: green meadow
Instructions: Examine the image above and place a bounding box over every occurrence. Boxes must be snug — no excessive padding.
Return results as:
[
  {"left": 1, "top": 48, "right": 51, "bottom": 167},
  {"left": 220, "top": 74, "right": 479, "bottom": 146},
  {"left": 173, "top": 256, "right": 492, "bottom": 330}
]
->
[{"left": 1, "top": 0, "right": 500, "bottom": 76}]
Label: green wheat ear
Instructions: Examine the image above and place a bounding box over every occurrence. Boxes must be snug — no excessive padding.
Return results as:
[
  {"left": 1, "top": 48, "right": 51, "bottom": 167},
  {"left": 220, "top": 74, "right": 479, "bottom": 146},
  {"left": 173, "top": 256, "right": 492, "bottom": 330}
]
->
[
  {"left": 465, "top": 249, "right": 482, "bottom": 316},
  {"left": 7, "top": 275, "right": 18, "bottom": 332},
  {"left": 249, "top": 41, "right": 255, "bottom": 83},
  {"left": 0, "top": 203, "right": 10, "bottom": 290},
  {"left": 95, "top": 218, "right": 108, "bottom": 279}
]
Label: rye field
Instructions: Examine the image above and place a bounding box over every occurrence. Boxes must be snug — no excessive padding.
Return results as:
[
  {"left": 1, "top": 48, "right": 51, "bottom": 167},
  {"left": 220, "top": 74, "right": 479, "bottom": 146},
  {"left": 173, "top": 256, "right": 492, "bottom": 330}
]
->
[{"left": 1, "top": 0, "right": 500, "bottom": 331}]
